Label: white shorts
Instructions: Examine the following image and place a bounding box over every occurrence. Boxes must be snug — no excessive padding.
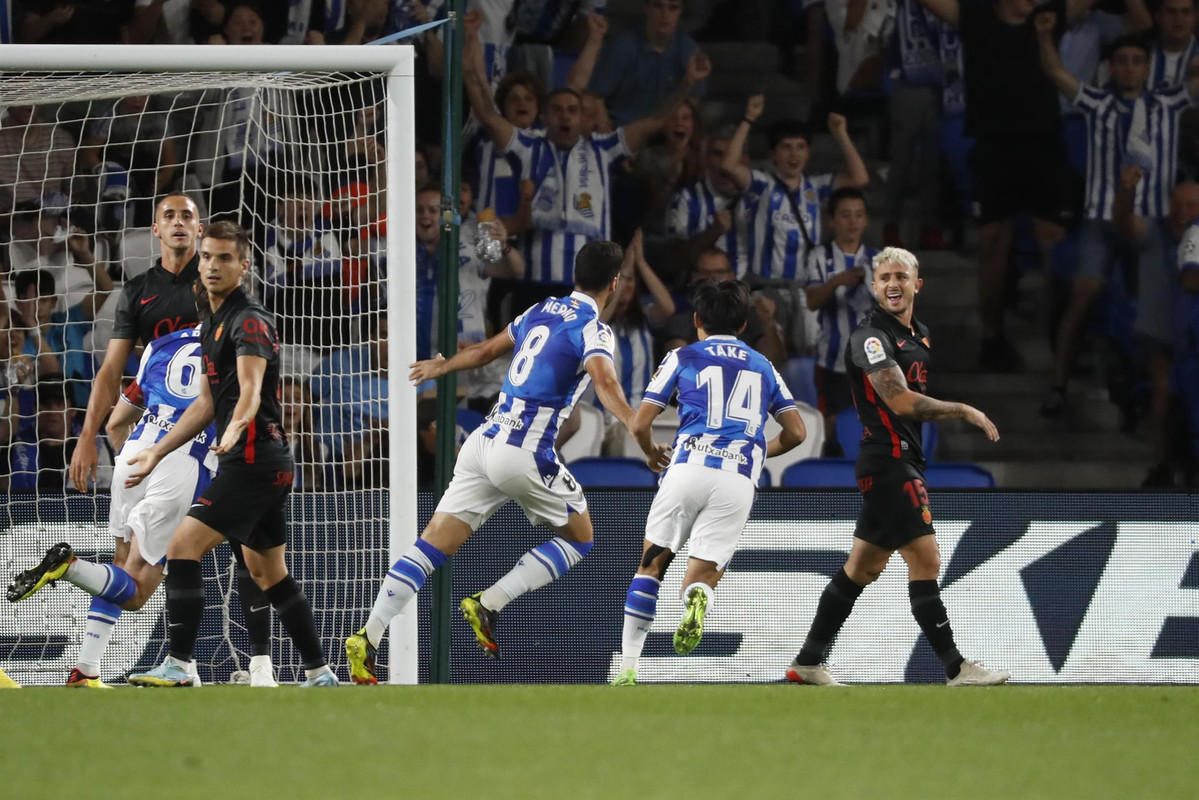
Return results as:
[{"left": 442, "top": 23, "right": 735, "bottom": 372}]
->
[
  {"left": 644, "top": 462, "right": 756, "bottom": 571},
  {"left": 436, "top": 428, "right": 587, "bottom": 531},
  {"left": 110, "top": 439, "right": 210, "bottom": 567}
]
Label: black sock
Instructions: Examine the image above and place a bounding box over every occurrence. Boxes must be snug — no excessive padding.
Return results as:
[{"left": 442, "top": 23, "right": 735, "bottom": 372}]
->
[
  {"left": 165, "top": 559, "right": 204, "bottom": 663},
  {"left": 265, "top": 575, "right": 326, "bottom": 670},
  {"left": 909, "top": 579, "right": 964, "bottom": 679},
  {"left": 236, "top": 566, "right": 272, "bottom": 657},
  {"left": 796, "top": 569, "right": 863, "bottom": 666}
]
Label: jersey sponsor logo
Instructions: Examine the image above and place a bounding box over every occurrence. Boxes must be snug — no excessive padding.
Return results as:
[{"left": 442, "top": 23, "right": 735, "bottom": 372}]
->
[
  {"left": 864, "top": 336, "right": 886, "bottom": 364},
  {"left": 906, "top": 361, "right": 928, "bottom": 384},
  {"left": 140, "top": 295, "right": 160, "bottom": 305},
  {"left": 153, "top": 317, "right": 199, "bottom": 339},
  {"left": 682, "top": 436, "right": 748, "bottom": 465},
  {"left": 273, "top": 471, "right": 294, "bottom": 487},
  {"left": 486, "top": 409, "right": 526, "bottom": 430}
]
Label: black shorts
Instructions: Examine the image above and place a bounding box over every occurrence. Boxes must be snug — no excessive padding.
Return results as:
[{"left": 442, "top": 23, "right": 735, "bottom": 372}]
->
[
  {"left": 814, "top": 366, "right": 853, "bottom": 416},
  {"left": 971, "top": 136, "right": 1068, "bottom": 225},
  {"left": 853, "top": 460, "right": 935, "bottom": 551},
  {"left": 187, "top": 462, "right": 294, "bottom": 551}
]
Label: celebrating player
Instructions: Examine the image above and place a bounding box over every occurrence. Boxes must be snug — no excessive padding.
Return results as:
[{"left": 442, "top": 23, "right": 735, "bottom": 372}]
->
[
  {"left": 613, "top": 280, "right": 806, "bottom": 686},
  {"left": 344, "top": 240, "right": 670, "bottom": 683},
  {"left": 786, "top": 247, "right": 1008, "bottom": 686},
  {"left": 123, "top": 222, "right": 336, "bottom": 687}
]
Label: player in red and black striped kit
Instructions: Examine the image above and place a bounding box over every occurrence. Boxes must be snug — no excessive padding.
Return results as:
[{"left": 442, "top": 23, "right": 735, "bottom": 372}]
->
[
  {"left": 786, "top": 247, "right": 1011, "bottom": 687},
  {"left": 124, "top": 222, "right": 336, "bottom": 687}
]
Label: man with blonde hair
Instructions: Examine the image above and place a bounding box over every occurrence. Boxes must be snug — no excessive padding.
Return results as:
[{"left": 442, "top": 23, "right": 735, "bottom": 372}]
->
[{"left": 786, "top": 247, "right": 1010, "bottom": 687}]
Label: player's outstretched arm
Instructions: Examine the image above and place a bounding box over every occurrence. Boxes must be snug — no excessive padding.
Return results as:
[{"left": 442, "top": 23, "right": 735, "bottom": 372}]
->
[
  {"left": 867, "top": 365, "right": 1000, "bottom": 441},
  {"left": 124, "top": 379, "right": 216, "bottom": 487},
  {"left": 766, "top": 408, "right": 807, "bottom": 458},
  {"left": 70, "top": 336, "right": 134, "bottom": 491},
  {"left": 590, "top": 357, "right": 671, "bottom": 470},
  {"left": 409, "top": 329, "right": 515, "bottom": 384}
]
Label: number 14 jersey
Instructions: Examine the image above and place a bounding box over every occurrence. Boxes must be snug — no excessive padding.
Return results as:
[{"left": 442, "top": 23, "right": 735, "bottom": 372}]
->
[
  {"left": 482, "top": 291, "right": 616, "bottom": 454},
  {"left": 643, "top": 335, "right": 796, "bottom": 484}
]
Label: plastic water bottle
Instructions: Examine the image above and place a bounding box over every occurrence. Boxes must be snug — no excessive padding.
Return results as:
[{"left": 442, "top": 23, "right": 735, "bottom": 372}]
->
[{"left": 474, "top": 208, "right": 505, "bottom": 264}]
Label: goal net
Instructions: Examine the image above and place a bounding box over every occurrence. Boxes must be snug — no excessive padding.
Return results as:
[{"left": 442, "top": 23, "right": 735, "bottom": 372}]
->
[{"left": 0, "top": 45, "right": 419, "bottom": 685}]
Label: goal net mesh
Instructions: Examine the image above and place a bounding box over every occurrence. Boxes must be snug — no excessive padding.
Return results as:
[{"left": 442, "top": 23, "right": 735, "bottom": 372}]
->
[{"left": 0, "top": 68, "right": 403, "bottom": 685}]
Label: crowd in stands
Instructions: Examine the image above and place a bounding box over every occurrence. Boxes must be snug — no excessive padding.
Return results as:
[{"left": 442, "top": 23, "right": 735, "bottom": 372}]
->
[{"left": 3, "top": 0, "right": 1199, "bottom": 490}]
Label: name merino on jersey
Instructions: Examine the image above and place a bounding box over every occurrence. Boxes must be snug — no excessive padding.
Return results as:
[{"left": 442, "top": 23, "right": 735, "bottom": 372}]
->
[
  {"left": 643, "top": 335, "right": 796, "bottom": 483},
  {"left": 121, "top": 326, "right": 218, "bottom": 472},
  {"left": 483, "top": 292, "right": 615, "bottom": 455}
]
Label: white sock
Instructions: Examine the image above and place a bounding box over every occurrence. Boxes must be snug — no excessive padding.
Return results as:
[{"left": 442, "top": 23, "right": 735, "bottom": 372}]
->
[
  {"left": 364, "top": 540, "right": 445, "bottom": 647},
  {"left": 250, "top": 655, "right": 272, "bottom": 670},
  {"left": 76, "top": 600, "right": 121, "bottom": 675},
  {"left": 65, "top": 559, "right": 114, "bottom": 595},
  {"left": 480, "top": 537, "right": 589, "bottom": 613},
  {"left": 620, "top": 575, "right": 661, "bottom": 674}
]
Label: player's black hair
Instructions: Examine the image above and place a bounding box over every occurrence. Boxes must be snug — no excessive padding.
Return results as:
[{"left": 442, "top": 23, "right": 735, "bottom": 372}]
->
[
  {"left": 153, "top": 192, "right": 199, "bottom": 218},
  {"left": 14, "top": 269, "right": 54, "bottom": 299},
  {"left": 692, "top": 279, "right": 750, "bottom": 335},
  {"left": 1104, "top": 34, "right": 1150, "bottom": 61},
  {"left": 202, "top": 219, "right": 251, "bottom": 261},
  {"left": 828, "top": 187, "right": 867, "bottom": 216},
  {"left": 574, "top": 240, "right": 625, "bottom": 292},
  {"left": 767, "top": 118, "right": 810, "bottom": 151}
]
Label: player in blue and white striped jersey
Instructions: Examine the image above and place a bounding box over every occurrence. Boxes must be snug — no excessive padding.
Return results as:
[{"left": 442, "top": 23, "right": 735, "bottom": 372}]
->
[
  {"left": 6, "top": 326, "right": 250, "bottom": 687},
  {"left": 665, "top": 126, "right": 750, "bottom": 273},
  {"left": 721, "top": 94, "right": 870, "bottom": 282},
  {"left": 612, "top": 280, "right": 807, "bottom": 684},
  {"left": 344, "top": 241, "right": 671, "bottom": 682},
  {"left": 463, "top": 24, "right": 710, "bottom": 304},
  {"left": 804, "top": 188, "right": 879, "bottom": 453},
  {"left": 1147, "top": 0, "right": 1199, "bottom": 89}
]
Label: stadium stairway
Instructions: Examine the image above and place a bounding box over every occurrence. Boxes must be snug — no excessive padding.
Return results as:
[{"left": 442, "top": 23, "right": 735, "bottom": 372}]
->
[{"left": 698, "top": 39, "right": 1155, "bottom": 488}]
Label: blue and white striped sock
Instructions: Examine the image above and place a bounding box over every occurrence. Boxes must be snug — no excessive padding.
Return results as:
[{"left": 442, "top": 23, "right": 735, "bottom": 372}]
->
[
  {"left": 480, "top": 537, "right": 594, "bottom": 613},
  {"left": 365, "top": 539, "right": 448, "bottom": 647},
  {"left": 76, "top": 597, "right": 122, "bottom": 676},
  {"left": 620, "top": 575, "right": 660, "bottom": 674},
  {"left": 64, "top": 559, "right": 137, "bottom": 606}
]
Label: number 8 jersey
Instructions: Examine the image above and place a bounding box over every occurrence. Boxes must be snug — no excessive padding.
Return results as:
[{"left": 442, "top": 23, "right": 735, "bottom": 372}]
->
[
  {"left": 121, "top": 326, "right": 218, "bottom": 472},
  {"left": 483, "top": 292, "right": 615, "bottom": 454},
  {"left": 643, "top": 335, "right": 795, "bottom": 483}
]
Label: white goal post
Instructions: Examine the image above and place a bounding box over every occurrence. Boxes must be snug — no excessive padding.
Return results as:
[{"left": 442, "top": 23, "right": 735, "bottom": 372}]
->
[{"left": 0, "top": 45, "right": 419, "bottom": 684}]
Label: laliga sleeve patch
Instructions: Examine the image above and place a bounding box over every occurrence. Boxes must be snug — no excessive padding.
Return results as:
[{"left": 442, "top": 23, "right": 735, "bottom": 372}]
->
[{"left": 864, "top": 336, "right": 886, "bottom": 365}]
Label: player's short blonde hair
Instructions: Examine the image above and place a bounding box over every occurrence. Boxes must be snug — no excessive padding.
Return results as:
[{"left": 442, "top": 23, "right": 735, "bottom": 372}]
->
[{"left": 873, "top": 246, "right": 919, "bottom": 274}]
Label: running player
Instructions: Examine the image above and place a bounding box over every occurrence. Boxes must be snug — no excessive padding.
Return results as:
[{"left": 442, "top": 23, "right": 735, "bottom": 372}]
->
[
  {"left": 124, "top": 222, "right": 336, "bottom": 687},
  {"left": 613, "top": 280, "right": 807, "bottom": 685},
  {"left": 344, "top": 240, "right": 670, "bottom": 683},
  {"left": 786, "top": 247, "right": 1009, "bottom": 686}
]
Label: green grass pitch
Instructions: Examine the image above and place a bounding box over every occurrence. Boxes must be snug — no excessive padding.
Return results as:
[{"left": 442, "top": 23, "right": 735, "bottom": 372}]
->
[{"left": 2, "top": 685, "right": 1196, "bottom": 799}]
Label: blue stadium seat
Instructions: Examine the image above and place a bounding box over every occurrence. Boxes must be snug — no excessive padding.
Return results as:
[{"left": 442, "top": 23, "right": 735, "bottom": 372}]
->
[
  {"left": 456, "top": 407, "right": 486, "bottom": 435},
  {"left": 758, "top": 468, "right": 771, "bottom": 488},
  {"left": 781, "top": 458, "right": 857, "bottom": 488},
  {"left": 922, "top": 462, "right": 995, "bottom": 488},
  {"left": 782, "top": 356, "right": 819, "bottom": 408},
  {"left": 836, "top": 408, "right": 937, "bottom": 461},
  {"left": 568, "top": 457, "right": 658, "bottom": 488}
]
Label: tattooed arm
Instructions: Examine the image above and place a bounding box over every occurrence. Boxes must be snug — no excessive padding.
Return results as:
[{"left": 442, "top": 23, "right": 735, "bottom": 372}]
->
[{"left": 867, "top": 366, "right": 1000, "bottom": 440}]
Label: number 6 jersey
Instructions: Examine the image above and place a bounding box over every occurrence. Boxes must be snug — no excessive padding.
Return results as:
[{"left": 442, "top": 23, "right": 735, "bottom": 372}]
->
[
  {"left": 482, "top": 291, "right": 615, "bottom": 454},
  {"left": 121, "top": 326, "right": 218, "bottom": 472},
  {"left": 643, "top": 335, "right": 796, "bottom": 484}
]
